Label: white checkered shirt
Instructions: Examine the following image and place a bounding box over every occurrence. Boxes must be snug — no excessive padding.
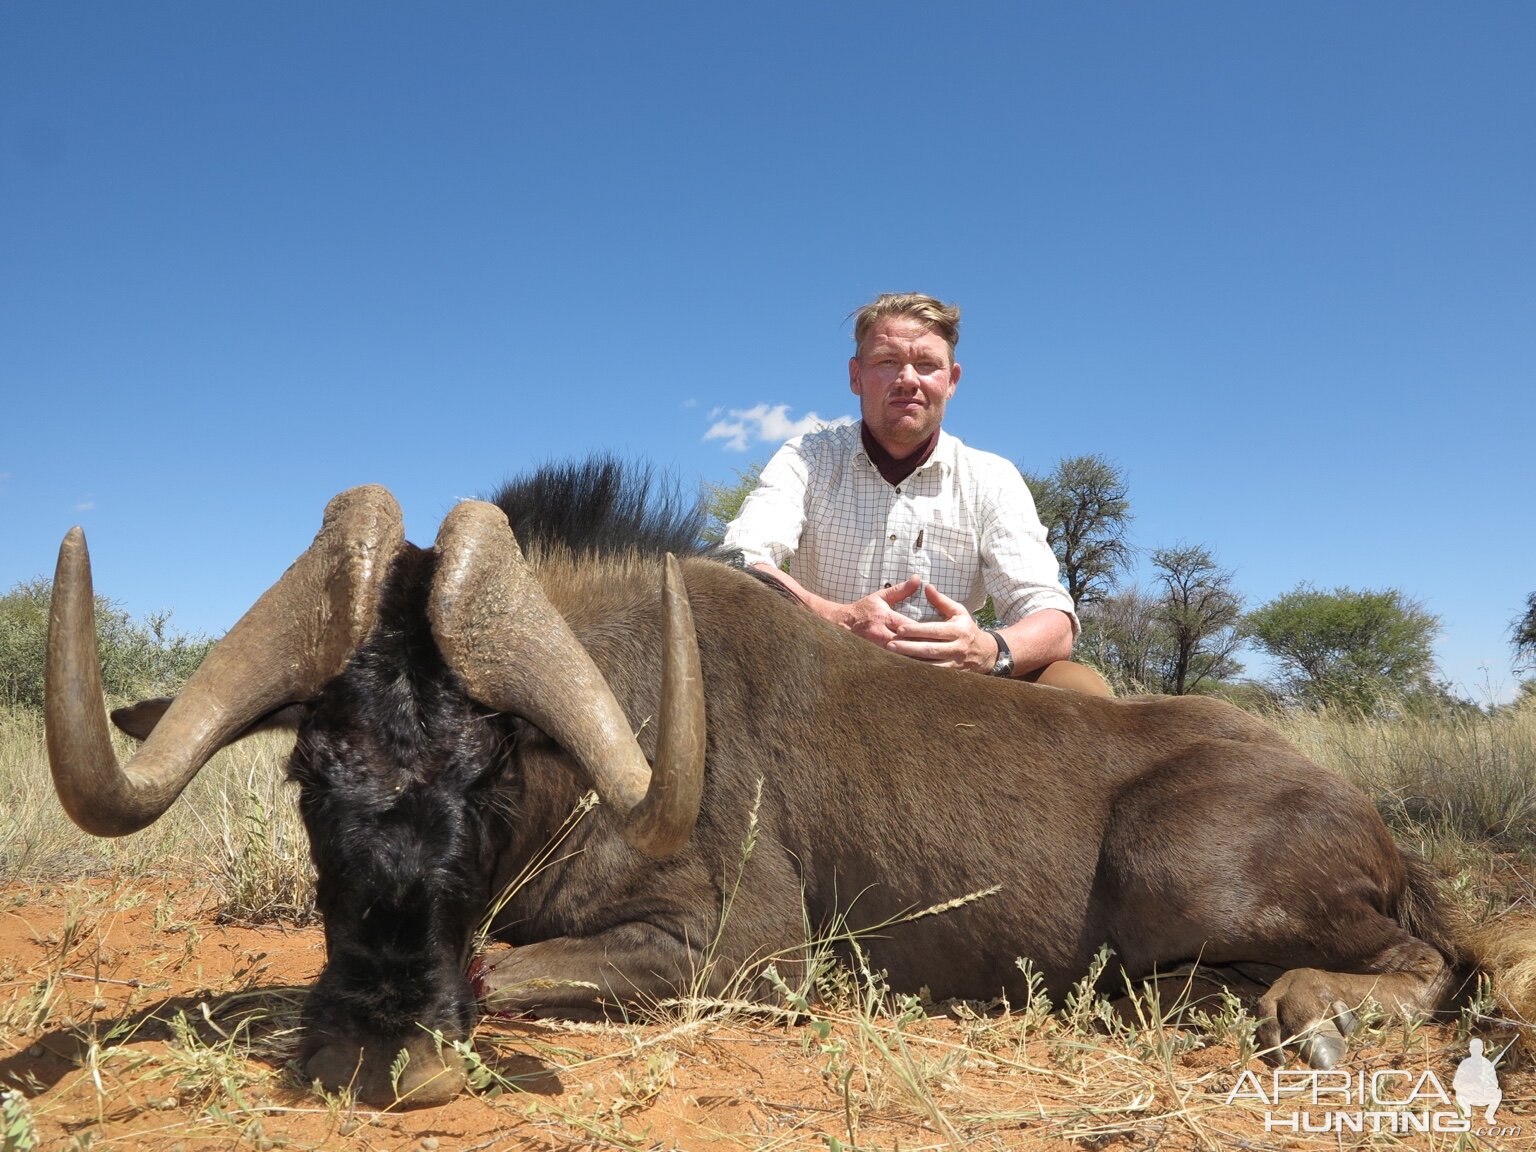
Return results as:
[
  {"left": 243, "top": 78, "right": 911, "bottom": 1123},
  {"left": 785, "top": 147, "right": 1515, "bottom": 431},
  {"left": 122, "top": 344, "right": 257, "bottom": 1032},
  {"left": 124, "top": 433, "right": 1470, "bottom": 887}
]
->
[{"left": 722, "top": 423, "right": 1078, "bottom": 632}]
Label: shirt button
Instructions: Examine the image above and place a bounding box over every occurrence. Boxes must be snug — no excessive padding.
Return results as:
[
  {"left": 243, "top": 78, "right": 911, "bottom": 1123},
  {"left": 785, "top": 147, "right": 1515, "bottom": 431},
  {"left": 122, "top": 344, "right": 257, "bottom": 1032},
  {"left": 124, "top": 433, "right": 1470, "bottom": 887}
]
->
[
  {"left": 883, "top": 582, "right": 892, "bottom": 589},
  {"left": 895, "top": 487, "right": 901, "bottom": 494},
  {"left": 888, "top": 533, "right": 897, "bottom": 542}
]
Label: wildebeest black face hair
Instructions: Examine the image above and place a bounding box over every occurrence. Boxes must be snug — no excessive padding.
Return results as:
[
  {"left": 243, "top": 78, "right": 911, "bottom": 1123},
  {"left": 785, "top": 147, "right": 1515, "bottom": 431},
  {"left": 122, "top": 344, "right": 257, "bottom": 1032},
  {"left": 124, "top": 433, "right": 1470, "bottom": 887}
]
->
[{"left": 287, "top": 547, "right": 506, "bottom": 1077}]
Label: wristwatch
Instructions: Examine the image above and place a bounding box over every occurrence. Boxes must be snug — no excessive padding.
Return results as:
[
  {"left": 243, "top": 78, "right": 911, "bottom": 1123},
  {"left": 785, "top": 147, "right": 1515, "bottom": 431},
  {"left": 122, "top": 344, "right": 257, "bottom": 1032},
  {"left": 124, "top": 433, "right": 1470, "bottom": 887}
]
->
[{"left": 983, "top": 627, "right": 1014, "bottom": 678}]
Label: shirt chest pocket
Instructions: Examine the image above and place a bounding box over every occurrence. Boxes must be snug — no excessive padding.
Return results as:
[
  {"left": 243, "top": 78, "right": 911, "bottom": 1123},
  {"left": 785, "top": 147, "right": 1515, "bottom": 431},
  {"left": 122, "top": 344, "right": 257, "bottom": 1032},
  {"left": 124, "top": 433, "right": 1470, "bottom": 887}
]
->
[{"left": 918, "top": 520, "right": 982, "bottom": 597}]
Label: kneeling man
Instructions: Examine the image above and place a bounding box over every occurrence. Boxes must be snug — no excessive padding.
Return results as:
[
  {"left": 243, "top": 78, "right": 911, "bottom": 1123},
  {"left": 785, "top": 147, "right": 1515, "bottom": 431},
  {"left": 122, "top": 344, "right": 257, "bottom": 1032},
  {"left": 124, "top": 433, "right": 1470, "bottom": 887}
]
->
[{"left": 724, "top": 292, "right": 1110, "bottom": 695}]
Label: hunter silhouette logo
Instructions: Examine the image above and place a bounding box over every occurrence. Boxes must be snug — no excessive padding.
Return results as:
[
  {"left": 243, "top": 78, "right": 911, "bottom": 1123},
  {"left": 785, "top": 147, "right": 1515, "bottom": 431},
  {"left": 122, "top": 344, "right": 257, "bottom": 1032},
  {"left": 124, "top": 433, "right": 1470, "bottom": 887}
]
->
[{"left": 1453, "top": 1038, "right": 1501, "bottom": 1123}]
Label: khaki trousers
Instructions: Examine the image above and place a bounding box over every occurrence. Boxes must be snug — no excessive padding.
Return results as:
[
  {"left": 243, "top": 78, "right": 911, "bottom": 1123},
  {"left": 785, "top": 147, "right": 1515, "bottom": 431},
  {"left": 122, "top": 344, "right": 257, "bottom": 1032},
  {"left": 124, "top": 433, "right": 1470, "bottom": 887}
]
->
[{"left": 1022, "top": 660, "right": 1114, "bottom": 697}]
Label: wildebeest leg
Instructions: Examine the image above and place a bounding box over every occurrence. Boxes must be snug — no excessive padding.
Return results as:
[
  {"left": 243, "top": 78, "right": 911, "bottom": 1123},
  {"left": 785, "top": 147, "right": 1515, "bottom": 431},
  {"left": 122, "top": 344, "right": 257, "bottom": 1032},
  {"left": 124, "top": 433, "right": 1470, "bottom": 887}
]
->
[
  {"left": 1256, "top": 925, "right": 1455, "bottom": 1068},
  {"left": 474, "top": 922, "right": 700, "bottom": 1015},
  {"left": 1096, "top": 747, "right": 1458, "bottom": 1069}
]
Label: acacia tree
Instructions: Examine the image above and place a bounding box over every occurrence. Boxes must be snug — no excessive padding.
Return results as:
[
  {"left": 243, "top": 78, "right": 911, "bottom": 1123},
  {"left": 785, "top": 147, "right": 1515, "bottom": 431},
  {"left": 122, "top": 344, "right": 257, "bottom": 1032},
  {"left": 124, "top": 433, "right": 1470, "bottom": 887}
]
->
[
  {"left": 1151, "top": 544, "right": 1244, "bottom": 695},
  {"left": 1077, "top": 545, "right": 1242, "bottom": 695},
  {"left": 1020, "top": 454, "right": 1133, "bottom": 608},
  {"left": 1076, "top": 588, "right": 1170, "bottom": 693},
  {"left": 1244, "top": 585, "right": 1440, "bottom": 713},
  {"left": 1513, "top": 591, "right": 1536, "bottom": 673}
]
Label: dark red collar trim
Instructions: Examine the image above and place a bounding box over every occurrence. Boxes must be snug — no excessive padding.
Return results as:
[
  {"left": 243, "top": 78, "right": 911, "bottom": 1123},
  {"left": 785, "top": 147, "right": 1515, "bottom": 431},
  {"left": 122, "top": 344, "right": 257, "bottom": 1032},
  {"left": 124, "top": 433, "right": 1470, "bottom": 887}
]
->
[{"left": 860, "top": 423, "right": 939, "bottom": 487}]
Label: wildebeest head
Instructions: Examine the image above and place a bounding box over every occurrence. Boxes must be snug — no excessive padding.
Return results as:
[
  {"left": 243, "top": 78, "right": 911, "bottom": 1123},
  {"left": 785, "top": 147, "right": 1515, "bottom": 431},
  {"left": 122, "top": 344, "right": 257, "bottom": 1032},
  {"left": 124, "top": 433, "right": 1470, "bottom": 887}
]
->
[
  {"left": 284, "top": 542, "right": 498, "bottom": 1107},
  {"left": 45, "top": 478, "right": 706, "bottom": 1106}
]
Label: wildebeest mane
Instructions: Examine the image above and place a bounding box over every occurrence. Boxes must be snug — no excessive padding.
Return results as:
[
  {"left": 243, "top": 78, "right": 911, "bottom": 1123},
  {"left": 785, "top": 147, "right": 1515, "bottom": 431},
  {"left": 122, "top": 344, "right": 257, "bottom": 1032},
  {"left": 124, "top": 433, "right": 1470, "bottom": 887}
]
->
[{"left": 486, "top": 456, "right": 708, "bottom": 560}]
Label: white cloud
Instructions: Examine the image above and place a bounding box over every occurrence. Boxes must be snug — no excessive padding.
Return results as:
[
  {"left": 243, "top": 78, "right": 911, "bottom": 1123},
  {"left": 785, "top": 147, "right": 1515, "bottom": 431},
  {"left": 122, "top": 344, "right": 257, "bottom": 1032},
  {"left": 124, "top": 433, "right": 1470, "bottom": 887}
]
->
[
  {"left": 704, "top": 403, "right": 854, "bottom": 452},
  {"left": 75, "top": 500, "right": 95, "bottom": 511},
  {"left": 680, "top": 397, "right": 697, "bottom": 409}
]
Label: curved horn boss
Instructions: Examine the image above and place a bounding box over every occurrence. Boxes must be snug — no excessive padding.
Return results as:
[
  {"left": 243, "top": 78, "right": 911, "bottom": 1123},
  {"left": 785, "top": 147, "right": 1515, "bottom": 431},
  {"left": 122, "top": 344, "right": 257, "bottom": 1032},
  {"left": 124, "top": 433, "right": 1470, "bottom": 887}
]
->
[
  {"left": 428, "top": 499, "right": 706, "bottom": 858},
  {"left": 45, "top": 486, "right": 404, "bottom": 836}
]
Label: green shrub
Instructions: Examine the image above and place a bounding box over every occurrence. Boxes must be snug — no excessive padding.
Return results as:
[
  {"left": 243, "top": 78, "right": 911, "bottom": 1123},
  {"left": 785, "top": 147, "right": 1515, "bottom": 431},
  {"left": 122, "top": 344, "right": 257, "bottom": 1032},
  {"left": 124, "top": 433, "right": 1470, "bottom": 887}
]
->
[{"left": 0, "top": 577, "right": 214, "bottom": 710}]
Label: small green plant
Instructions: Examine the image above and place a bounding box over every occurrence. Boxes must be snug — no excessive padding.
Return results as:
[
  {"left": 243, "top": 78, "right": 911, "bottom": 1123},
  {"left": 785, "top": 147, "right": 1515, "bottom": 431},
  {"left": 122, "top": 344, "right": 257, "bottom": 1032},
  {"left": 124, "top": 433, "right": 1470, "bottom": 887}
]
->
[
  {"left": 1184, "top": 984, "right": 1257, "bottom": 1064},
  {"left": 1063, "top": 944, "right": 1116, "bottom": 1035},
  {"left": 1, "top": 1089, "right": 38, "bottom": 1152},
  {"left": 162, "top": 1001, "right": 264, "bottom": 1108},
  {"left": 1457, "top": 972, "right": 1500, "bottom": 1041},
  {"left": 1013, "top": 954, "right": 1054, "bottom": 1032},
  {"left": 448, "top": 1037, "right": 521, "bottom": 1097},
  {"left": 609, "top": 1046, "right": 676, "bottom": 1115},
  {"left": 205, "top": 739, "right": 316, "bottom": 924}
]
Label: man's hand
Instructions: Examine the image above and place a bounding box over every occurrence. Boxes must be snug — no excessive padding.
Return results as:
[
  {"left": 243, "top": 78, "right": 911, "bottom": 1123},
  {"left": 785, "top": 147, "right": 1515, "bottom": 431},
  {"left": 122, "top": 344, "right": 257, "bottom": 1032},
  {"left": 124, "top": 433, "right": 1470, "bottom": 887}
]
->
[
  {"left": 750, "top": 564, "right": 1069, "bottom": 677},
  {"left": 749, "top": 564, "right": 925, "bottom": 647},
  {"left": 884, "top": 584, "right": 997, "bottom": 672},
  {"left": 833, "top": 575, "right": 925, "bottom": 645}
]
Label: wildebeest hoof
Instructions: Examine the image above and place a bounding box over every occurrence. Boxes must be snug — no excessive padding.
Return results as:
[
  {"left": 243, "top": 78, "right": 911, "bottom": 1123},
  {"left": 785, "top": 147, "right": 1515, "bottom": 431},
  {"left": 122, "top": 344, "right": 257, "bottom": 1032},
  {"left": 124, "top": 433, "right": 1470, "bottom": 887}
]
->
[
  {"left": 1330, "top": 999, "right": 1359, "bottom": 1036},
  {"left": 1299, "top": 1024, "right": 1348, "bottom": 1070}
]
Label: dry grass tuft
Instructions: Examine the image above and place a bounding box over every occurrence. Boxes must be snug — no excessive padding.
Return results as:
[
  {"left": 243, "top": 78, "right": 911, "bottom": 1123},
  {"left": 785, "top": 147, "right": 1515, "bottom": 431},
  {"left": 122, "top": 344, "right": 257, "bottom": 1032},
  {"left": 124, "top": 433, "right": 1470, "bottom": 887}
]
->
[
  {"left": 1263, "top": 701, "right": 1536, "bottom": 852},
  {"left": 0, "top": 707, "right": 312, "bottom": 923}
]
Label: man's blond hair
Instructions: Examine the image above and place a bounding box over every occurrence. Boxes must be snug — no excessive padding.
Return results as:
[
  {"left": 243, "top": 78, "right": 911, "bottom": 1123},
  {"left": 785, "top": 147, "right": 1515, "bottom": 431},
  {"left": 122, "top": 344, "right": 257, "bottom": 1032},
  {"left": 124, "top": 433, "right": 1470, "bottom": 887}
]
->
[{"left": 851, "top": 293, "right": 961, "bottom": 359}]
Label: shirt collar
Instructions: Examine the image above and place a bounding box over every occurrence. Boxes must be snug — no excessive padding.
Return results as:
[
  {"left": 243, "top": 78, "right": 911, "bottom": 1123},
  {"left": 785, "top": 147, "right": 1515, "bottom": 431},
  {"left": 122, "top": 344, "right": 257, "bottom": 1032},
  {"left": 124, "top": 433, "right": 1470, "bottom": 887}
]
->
[{"left": 858, "top": 422, "right": 945, "bottom": 485}]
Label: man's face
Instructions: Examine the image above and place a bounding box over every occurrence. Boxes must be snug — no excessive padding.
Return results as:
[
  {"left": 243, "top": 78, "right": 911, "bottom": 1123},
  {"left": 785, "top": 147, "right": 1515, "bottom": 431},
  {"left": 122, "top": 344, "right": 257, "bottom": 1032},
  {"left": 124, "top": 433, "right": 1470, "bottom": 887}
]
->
[{"left": 849, "top": 317, "right": 961, "bottom": 455}]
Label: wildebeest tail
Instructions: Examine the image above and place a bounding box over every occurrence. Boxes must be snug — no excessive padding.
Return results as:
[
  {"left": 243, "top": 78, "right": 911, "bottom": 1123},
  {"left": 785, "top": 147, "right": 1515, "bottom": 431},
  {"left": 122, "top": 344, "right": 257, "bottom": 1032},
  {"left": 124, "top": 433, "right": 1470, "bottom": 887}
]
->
[
  {"left": 1398, "top": 847, "right": 1536, "bottom": 1062},
  {"left": 1461, "top": 912, "right": 1536, "bottom": 1065},
  {"left": 1394, "top": 848, "right": 1469, "bottom": 969}
]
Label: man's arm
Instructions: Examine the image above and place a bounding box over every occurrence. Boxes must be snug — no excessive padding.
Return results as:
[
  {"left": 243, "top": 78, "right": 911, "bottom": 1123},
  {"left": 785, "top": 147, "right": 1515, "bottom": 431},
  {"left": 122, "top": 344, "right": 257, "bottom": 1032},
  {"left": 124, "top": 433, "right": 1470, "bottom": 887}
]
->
[
  {"left": 756, "top": 566, "right": 1072, "bottom": 675},
  {"left": 969, "top": 457, "right": 1080, "bottom": 674},
  {"left": 751, "top": 564, "right": 923, "bottom": 646},
  {"left": 883, "top": 585, "right": 1074, "bottom": 675},
  {"left": 720, "top": 442, "right": 812, "bottom": 572}
]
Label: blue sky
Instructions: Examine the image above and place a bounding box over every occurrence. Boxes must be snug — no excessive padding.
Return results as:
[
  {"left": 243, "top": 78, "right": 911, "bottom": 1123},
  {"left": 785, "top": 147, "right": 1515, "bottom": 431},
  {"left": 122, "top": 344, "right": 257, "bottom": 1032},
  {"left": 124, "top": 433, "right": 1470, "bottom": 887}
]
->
[{"left": 3, "top": 3, "right": 1532, "bottom": 702}]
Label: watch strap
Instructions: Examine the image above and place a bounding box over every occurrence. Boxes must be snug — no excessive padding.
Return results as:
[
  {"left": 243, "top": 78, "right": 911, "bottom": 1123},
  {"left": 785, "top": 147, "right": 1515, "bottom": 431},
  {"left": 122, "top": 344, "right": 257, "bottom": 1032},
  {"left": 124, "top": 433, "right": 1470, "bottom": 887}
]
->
[{"left": 982, "top": 627, "right": 1014, "bottom": 678}]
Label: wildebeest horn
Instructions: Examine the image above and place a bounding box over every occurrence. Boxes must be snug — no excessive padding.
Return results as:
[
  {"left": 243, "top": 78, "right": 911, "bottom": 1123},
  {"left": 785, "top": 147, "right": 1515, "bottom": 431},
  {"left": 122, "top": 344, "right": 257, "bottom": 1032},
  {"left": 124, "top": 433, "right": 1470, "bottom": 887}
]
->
[
  {"left": 428, "top": 500, "right": 705, "bottom": 858},
  {"left": 46, "top": 486, "right": 405, "bottom": 836}
]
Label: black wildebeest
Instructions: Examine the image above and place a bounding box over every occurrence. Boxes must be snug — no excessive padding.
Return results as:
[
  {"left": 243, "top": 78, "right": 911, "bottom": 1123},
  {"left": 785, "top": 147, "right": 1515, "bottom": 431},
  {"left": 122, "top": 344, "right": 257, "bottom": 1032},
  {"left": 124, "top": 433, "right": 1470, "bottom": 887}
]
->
[{"left": 44, "top": 460, "right": 1531, "bottom": 1105}]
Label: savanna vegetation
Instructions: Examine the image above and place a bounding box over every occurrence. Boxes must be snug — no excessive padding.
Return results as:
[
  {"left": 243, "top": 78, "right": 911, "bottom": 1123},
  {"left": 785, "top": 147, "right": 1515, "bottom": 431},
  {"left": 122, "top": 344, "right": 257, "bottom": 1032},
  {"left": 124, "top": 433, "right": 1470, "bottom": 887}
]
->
[
  {"left": 0, "top": 578, "right": 213, "bottom": 713},
  {"left": 2, "top": 696, "right": 1533, "bottom": 1150},
  {"left": 707, "top": 451, "right": 1536, "bottom": 715}
]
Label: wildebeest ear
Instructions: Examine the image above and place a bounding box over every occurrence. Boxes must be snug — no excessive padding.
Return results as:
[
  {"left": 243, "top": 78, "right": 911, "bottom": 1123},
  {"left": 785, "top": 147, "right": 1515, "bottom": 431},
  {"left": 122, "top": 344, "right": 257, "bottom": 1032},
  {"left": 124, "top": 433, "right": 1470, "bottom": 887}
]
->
[
  {"left": 111, "top": 698, "right": 307, "bottom": 742},
  {"left": 110, "top": 697, "right": 174, "bottom": 741}
]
